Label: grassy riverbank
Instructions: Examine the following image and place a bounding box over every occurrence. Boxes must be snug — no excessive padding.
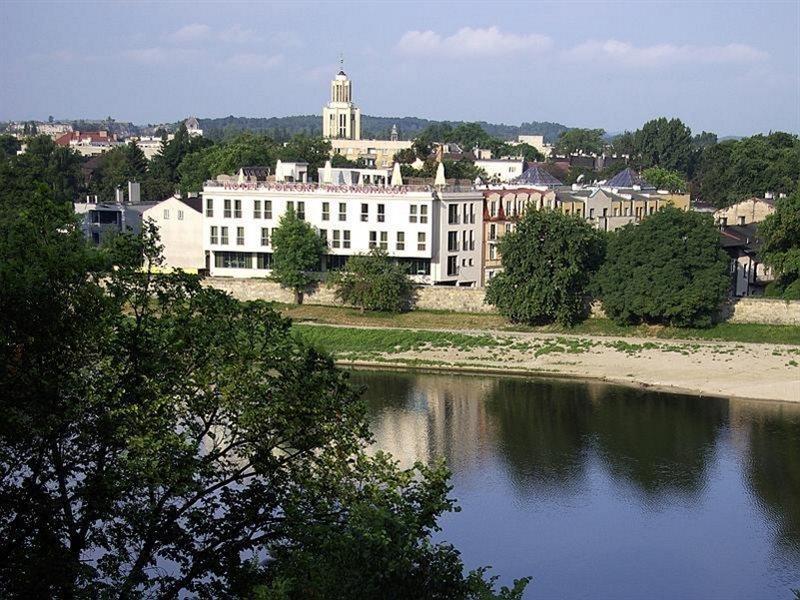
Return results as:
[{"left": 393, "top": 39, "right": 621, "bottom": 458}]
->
[{"left": 280, "top": 304, "right": 800, "bottom": 346}]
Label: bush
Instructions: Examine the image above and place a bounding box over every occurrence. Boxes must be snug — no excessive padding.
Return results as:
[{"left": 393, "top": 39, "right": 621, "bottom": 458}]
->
[
  {"left": 485, "top": 209, "right": 605, "bottom": 326},
  {"left": 331, "top": 249, "right": 414, "bottom": 312},
  {"left": 596, "top": 206, "right": 730, "bottom": 327},
  {"left": 760, "top": 189, "right": 800, "bottom": 299}
]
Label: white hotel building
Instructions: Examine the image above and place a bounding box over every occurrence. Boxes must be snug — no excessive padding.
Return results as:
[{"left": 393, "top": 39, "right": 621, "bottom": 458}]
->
[{"left": 201, "top": 180, "right": 484, "bottom": 287}]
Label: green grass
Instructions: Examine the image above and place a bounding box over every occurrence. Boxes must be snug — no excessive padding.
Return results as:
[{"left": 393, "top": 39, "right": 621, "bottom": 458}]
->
[{"left": 279, "top": 304, "right": 800, "bottom": 346}]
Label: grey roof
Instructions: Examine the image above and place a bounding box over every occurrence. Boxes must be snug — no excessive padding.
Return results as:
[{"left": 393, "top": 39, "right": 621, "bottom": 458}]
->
[
  {"left": 511, "top": 163, "right": 563, "bottom": 187},
  {"left": 606, "top": 167, "right": 654, "bottom": 189}
]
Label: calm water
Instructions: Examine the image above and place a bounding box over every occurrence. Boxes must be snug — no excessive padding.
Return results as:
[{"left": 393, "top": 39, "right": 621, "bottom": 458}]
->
[{"left": 352, "top": 369, "right": 800, "bottom": 600}]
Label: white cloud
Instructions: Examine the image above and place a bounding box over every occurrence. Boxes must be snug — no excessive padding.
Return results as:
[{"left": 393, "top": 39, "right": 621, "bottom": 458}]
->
[
  {"left": 124, "top": 47, "right": 201, "bottom": 65},
  {"left": 395, "top": 26, "right": 552, "bottom": 58},
  {"left": 224, "top": 53, "right": 284, "bottom": 70},
  {"left": 563, "top": 39, "right": 768, "bottom": 67},
  {"left": 167, "top": 23, "right": 211, "bottom": 44},
  {"left": 218, "top": 24, "right": 260, "bottom": 44}
]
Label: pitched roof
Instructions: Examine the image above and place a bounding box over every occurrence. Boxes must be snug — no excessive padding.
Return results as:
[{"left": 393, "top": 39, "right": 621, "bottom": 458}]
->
[
  {"left": 179, "top": 197, "right": 203, "bottom": 213},
  {"left": 511, "top": 163, "right": 563, "bottom": 187},
  {"left": 719, "top": 224, "right": 761, "bottom": 252},
  {"left": 606, "top": 167, "right": 654, "bottom": 189}
]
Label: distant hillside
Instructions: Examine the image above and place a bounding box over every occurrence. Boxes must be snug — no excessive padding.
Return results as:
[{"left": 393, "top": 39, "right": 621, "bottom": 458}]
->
[{"left": 198, "top": 115, "right": 570, "bottom": 143}]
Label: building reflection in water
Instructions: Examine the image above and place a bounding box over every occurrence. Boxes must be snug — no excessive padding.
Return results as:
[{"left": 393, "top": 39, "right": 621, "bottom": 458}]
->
[{"left": 351, "top": 368, "right": 800, "bottom": 557}]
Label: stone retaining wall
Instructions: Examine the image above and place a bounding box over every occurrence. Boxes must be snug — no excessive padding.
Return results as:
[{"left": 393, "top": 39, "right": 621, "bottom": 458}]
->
[{"left": 203, "top": 277, "right": 800, "bottom": 326}]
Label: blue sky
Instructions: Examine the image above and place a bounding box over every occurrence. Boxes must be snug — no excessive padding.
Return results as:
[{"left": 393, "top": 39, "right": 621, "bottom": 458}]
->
[{"left": 1, "top": 1, "right": 798, "bottom": 136}]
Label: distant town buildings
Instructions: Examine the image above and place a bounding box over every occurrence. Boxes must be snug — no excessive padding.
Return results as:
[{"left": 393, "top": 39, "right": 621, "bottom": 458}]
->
[
  {"left": 55, "top": 130, "right": 121, "bottom": 156},
  {"left": 714, "top": 196, "right": 776, "bottom": 227}
]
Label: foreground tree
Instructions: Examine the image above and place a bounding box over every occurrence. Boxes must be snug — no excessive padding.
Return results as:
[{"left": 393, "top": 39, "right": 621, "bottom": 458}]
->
[
  {"left": 760, "top": 189, "right": 800, "bottom": 299},
  {"left": 271, "top": 207, "right": 325, "bottom": 303},
  {"left": 331, "top": 249, "right": 414, "bottom": 312},
  {"left": 596, "top": 206, "right": 729, "bottom": 327},
  {"left": 0, "top": 195, "right": 528, "bottom": 597},
  {"left": 485, "top": 209, "right": 605, "bottom": 326}
]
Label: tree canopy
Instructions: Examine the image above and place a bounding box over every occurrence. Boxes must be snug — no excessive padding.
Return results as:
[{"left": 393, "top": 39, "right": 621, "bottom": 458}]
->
[
  {"left": 331, "top": 249, "right": 414, "bottom": 312},
  {"left": 554, "top": 128, "right": 605, "bottom": 156},
  {"left": 632, "top": 118, "right": 694, "bottom": 175},
  {"left": 271, "top": 207, "right": 326, "bottom": 303},
  {"left": 760, "top": 189, "right": 800, "bottom": 299},
  {"left": 596, "top": 206, "right": 730, "bottom": 327},
  {"left": 485, "top": 209, "right": 605, "bottom": 326},
  {"left": 642, "top": 167, "right": 687, "bottom": 193}
]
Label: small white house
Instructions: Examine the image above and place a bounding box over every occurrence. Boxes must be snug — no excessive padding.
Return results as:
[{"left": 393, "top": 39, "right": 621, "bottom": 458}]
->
[
  {"left": 474, "top": 159, "right": 525, "bottom": 183},
  {"left": 143, "top": 196, "right": 205, "bottom": 272}
]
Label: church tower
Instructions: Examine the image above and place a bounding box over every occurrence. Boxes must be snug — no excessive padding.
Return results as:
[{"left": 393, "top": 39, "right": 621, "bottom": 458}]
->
[{"left": 322, "top": 59, "right": 361, "bottom": 140}]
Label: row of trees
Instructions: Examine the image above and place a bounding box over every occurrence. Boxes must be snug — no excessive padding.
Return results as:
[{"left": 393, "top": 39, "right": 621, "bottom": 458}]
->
[
  {"left": 486, "top": 191, "right": 800, "bottom": 327},
  {"left": 0, "top": 151, "right": 529, "bottom": 596}
]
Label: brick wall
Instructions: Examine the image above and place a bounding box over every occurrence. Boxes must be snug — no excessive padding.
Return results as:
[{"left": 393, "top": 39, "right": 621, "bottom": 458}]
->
[{"left": 203, "top": 278, "right": 800, "bottom": 326}]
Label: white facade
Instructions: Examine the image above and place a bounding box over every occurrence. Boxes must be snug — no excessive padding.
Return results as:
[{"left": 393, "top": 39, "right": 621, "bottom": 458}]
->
[
  {"left": 516, "top": 134, "right": 553, "bottom": 157},
  {"left": 474, "top": 159, "right": 525, "bottom": 183},
  {"left": 201, "top": 181, "right": 483, "bottom": 286},
  {"left": 322, "top": 70, "right": 361, "bottom": 140},
  {"left": 143, "top": 196, "right": 204, "bottom": 271}
]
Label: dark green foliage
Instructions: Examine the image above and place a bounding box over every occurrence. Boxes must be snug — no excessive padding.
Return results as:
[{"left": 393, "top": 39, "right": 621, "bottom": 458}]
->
[
  {"left": 278, "top": 134, "right": 331, "bottom": 173},
  {"left": 760, "top": 189, "right": 800, "bottom": 299},
  {"left": 271, "top": 207, "right": 326, "bottom": 303},
  {"left": 597, "top": 207, "right": 730, "bottom": 327},
  {"left": 485, "top": 209, "right": 605, "bottom": 326},
  {"left": 330, "top": 154, "right": 368, "bottom": 168},
  {"left": 642, "top": 167, "right": 687, "bottom": 192},
  {"left": 554, "top": 128, "right": 605, "bottom": 156},
  {"left": 0, "top": 135, "right": 82, "bottom": 205},
  {"left": 632, "top": 117, "right": 694, "bottom": 175},
  {"left": 87, "top": 142, "right": 148, "bottom": 201},
  {"left": 0, "top": 187, "right": 527, "bottom": 597},
  {"left": 693, "top": 133, "right": 800, "bottom": 207},
  {"left": 0, "top": 134, "right": 20, "bottom": 159},
  {"left": 331, "top": 249, "right": 414, "bottom": 312}
]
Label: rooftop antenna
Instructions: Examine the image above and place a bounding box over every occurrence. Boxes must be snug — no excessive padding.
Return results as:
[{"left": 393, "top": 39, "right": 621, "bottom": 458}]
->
[{"left": 339, "top": 52, "right": 344, "bottom": 73}]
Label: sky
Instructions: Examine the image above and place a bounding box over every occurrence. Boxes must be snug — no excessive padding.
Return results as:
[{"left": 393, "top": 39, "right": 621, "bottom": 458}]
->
[{"left": 1, "top": 1, "right": 799, "bottom": 137}]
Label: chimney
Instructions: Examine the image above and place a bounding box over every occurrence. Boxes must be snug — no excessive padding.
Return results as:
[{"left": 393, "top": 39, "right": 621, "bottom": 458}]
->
[
  {"left": 115, "top": 187, "right": 124, "bottom": 204},
  {"left": 128, "top": 181, "right": 141, "bottom": 204}
]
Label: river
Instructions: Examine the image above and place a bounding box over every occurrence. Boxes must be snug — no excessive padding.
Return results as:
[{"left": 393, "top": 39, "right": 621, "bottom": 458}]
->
[{"left": 352, "top": 369, "right": 800, "bottom": 600}]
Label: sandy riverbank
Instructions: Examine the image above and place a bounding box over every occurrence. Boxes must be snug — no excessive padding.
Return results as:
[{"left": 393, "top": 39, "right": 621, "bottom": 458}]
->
[{"left": 304, "top": 325, "right": 800, "bottom": 403}]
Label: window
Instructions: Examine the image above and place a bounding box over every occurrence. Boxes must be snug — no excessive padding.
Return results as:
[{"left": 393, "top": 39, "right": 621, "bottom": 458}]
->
[
  {"left": 469, "top": 230, "right": 475, "bottom": 251},
  {"left": 343, "top": 230, "right": 351, "bottom": 249},
  {"left": 377, "top": 204, "right": 385, "bottom": 222},
  {"left": 396, "top": 231, "right": 405, "bottom": 251},
  {"left": 214, "top": 251, "right": 251, "bottom": 269},
  {"left": 322, "top": 202, "right": 330, "bottom": 221},
  {"left": 489, "top": 224, "right": 497, "bottom": 240},
  {"left": 361, "top": 203, "right": 369, "bottom": 222},
  {"left": 447, "top": 231, "right": 458, "bottom": 252},
  {"left": 379, "top": 231, "right": 388, "bottom": 250},
  {"left": 738, "top": 215, "right": 746, "bottom": 226},
  {"left": 210, "top": 226, "right": 218, "bottom": 245},
  {"left": 409, "top": 205, "right": 418, "bottom": 223},
  {"left": 489, "top": 245, "right": 497, "bottom": 260},
  {"left": 261, "top": 227, "right": 269, "bottom": 246},
  {"left": 447, "top": 255, "right": 458, "bottom": 277},
  {"left": 236, "top": 227, "right": 244, "bottom": 246},
  {"left": 287, "top": 201, "right": 294, "bottom": 214},
  {"left": 254, "top": 200, "right": 262, "bottom": 219},
  {"left": 369, "top": 231, "right": 377, "bottom": 249},
  {"left": 448, "top": 204, "right": 459, "bottom": 225},
  {"left": 224, "top": 199, "right": 231, "bottom": 218},
  {"left": 490, "top": 201, "right": 497, "bottom": 217},
  {"left": 163, "top": 209, "right": 170, "bottom": 220},
  {"left": 234, "top": 199, "right": 242, "bottom": 219},
  {"left": 297, "top": 201, "right": 305, "bottom": 220},
  {"left": 177, "top": 210, "right": 184, "bottom": 220},
  {"left": 332, "top": 230, "right": 341, "bottom": 248},
  {"left": 338, "top": 203, "right": 347, "bottom": 221},
  {"left": 417, "top": 232, "right": 426, "bottom": 251},
  {"left": 326, "top": 254, "right": 348, "bottom": 271},
  {"left": 506, "top": 224, "right": 514, "bottom": 234},
  {"left": 589, "top": 208, "right": 595, "bottom": 219},
  {"left": 469, "top": 203, "right": 476, "bottom": 224},
  {"left": 256, "top": 253, "right": 272, "bottom": 269},
  {"left": 462, "top": 231, "right": 468, "bottom": 252},
  {"left": 205, "top": 198, "right": 214, "bottom": 217},
  {"left": 319, "top": 229, "right": 327, "bottom": 244},
  {"left": 265, "top": 200, "right": 272, "bottom": 219},
  {"left": 420, "top": 205, "right": 428, "bottom": 223},
  {"left": 221, "top": 227, "right": 229, "bottom": 245}
]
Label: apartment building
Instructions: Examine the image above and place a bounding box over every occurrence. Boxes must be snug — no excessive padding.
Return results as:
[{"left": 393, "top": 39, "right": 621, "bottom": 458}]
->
[{"left": 201, "top": 177, "right": 484, "bottom": 286}]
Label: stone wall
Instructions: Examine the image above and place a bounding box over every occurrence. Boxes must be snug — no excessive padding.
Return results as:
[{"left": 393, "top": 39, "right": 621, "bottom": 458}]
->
[{"left": 203, "top": 278, "right": 800, "bottom": 326}]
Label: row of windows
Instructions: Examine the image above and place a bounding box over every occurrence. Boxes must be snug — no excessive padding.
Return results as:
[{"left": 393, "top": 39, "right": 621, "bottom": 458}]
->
[
  {"left": 205, "top": 198, "right": 432, "bottom": 224},
  {"left": 161, "top": 209, "right": 185, "bottom": 221},
  {"left": 212, "top": 252, "right": 433, "bottom": 277},
  {"left": 447, "top": 230, "right": 476, "bottom": 252},
  {"left": 209, "top": 226, "right": 430, "bottom": 252},
  {"left": 367, "top": 231, "right": 426, "bottom": 252},
  {"left": 447, "top": 202, "right": 477, "bottom": 225}
]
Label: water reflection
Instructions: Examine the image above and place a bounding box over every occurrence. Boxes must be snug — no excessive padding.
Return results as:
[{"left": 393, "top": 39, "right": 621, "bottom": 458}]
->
[{"left": 350, "top": 369, "right": 800, "bottom": 597}]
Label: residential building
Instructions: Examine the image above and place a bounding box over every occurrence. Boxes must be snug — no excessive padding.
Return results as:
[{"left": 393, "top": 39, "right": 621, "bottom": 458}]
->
[
  {"left": 719, "top": 224, "right": 773, "bottom": 296},
  {"left": 143, "top": 196, "right": 205, "bottom": 272},
  {"left": 55, "top": 130, "right": 121, "bottom": 156},
  {"left": 330, "top": 139, "right": 414, "bottom": 169},
  {"left": 714, "top": 196, "right": 776, "bottom": 226},
  {"left": 482, "top": 188, "right": 557, "bottom": 284},
  {"left": 73, "top": 182, "right": 153, "bottom": 245},
  {"left": 201, "top": 178, "right": 484, "bottom": 286},
  {"left": 474, "top": 159, "right": 525, "bottom": 183},
  {"left": 515, "top": 134, "right": 553, "bottom": 157}
]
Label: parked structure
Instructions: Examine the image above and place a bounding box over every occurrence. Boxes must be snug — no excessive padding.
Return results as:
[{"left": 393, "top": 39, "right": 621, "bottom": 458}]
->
[
  {"left": 142, "top": 196, "right": 205, "bottom": 272},
  {"left": 201, "top": 178, "right": 484, "bottom": 286}
]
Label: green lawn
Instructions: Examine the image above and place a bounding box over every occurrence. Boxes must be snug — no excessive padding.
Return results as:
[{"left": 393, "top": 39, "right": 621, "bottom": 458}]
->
[{"left": 280, "top": 304, "right": 800, "bottom": 346}]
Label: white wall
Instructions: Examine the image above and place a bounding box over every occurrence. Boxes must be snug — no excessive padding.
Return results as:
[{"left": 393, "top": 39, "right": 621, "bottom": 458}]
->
[{"left": 143, "top": 197, "right": 204, "bottom": 271}]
